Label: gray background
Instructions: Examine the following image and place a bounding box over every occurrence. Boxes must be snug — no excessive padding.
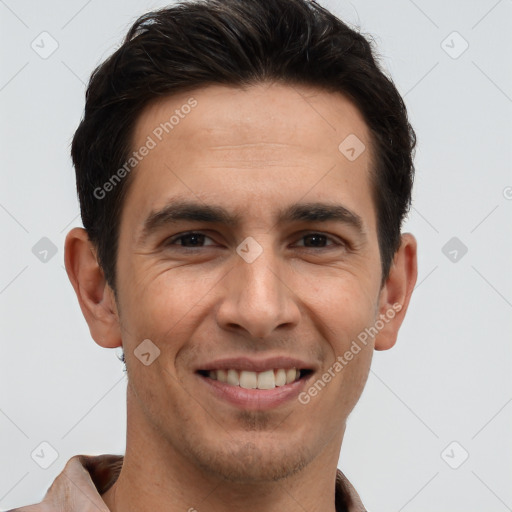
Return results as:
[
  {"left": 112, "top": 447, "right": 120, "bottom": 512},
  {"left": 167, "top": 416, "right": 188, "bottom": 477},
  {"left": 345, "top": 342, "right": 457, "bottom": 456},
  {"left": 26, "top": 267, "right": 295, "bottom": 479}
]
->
[{"left": 1, "top": 0, "right": 511, "bottom": 510}]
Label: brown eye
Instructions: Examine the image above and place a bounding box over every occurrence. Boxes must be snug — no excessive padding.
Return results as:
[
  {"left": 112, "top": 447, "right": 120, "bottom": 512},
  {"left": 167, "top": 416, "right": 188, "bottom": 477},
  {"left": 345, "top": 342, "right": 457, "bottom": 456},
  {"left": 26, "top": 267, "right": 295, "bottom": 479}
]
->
[
  {"left": 302, "top": 234, "right": 330, "bottom": 247},
  {"left": 295, "top": 233, "right": 343, "bottom": 249},
  {"left": 165, "top": 232, "right": 216, "bottom": 248}
]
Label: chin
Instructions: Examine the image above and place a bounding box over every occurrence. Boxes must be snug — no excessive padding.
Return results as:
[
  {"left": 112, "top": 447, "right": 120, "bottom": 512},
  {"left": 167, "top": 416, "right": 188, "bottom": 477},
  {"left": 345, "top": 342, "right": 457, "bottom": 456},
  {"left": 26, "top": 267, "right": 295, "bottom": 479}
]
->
[{"left": 184, "top": 432, "right": 313, "bottom": 483}]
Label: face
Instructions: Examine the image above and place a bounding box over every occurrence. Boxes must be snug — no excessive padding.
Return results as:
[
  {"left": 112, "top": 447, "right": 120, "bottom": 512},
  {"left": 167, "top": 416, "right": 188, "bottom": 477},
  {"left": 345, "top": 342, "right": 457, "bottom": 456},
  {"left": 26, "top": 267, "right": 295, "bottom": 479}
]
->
[{"left": 113, "top": 82, "right": 387, "bottom": 482}]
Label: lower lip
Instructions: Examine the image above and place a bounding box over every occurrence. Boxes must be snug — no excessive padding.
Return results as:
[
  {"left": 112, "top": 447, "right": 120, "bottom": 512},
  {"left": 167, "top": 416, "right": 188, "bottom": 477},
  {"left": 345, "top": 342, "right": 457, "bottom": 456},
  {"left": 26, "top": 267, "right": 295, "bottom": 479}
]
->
[{"left": 197, "top": 373, "right": 311, "bottom": 410}]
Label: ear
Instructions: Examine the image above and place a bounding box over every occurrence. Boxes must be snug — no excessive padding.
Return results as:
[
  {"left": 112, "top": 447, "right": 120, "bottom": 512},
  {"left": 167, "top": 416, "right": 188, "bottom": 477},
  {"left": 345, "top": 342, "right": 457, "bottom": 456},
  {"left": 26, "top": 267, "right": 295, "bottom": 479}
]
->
[
  {"left": 64, "top": 227, "right": 122, "bottom": 349},
  {"left": 374, "top": 233, "right": 418, "bottom": 351}
]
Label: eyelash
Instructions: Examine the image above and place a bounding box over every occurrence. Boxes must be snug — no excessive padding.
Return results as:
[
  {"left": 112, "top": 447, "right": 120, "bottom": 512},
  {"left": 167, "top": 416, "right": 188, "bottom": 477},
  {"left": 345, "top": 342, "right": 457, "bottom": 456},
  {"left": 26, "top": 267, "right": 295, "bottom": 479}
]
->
[{"left": 164, "top": 231, "right": 347, "bottom": 250}]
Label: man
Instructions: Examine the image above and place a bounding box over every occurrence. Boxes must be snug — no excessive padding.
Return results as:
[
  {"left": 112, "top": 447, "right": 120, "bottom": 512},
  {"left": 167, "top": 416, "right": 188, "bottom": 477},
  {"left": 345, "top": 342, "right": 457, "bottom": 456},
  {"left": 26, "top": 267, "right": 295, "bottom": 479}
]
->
[{"left": 11, "top": 0, "right": 417, "bottom": 510}]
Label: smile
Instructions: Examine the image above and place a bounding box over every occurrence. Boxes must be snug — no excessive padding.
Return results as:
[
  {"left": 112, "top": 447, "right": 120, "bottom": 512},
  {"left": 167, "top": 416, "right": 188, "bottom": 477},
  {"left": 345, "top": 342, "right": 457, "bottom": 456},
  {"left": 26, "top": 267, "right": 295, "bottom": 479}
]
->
[{"left": 198, "top": 368, "right": 313, "bottom": 390}]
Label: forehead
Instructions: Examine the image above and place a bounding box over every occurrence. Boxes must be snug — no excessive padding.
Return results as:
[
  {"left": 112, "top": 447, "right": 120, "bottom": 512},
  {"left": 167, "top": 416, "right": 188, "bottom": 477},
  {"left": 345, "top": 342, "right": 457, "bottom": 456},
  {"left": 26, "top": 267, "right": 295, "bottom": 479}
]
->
[
  {"left": 122, "top": 82, "right": 376, "bottom": 235},
  {"left": 134, "top": 82, "right": 371, "bottom": 161}
]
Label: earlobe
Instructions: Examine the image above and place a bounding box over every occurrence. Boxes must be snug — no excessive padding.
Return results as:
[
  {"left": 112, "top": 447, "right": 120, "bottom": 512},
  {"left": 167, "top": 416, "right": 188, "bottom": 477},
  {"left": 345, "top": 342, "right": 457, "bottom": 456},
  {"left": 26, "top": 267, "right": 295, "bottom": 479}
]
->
[
  {"left": 64, "top": 227, "right": 122, "bottom": 349},
  {"left": 374, "top": 233, "right": 418, "bottom": 351}
]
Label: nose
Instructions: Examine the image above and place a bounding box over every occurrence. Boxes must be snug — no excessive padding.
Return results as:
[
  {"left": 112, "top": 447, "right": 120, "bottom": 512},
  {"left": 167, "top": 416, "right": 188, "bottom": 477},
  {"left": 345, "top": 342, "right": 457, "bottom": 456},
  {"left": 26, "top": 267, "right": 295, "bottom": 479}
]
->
[{"left": 216, "top": 244, "right": 301, "bottom": 339}]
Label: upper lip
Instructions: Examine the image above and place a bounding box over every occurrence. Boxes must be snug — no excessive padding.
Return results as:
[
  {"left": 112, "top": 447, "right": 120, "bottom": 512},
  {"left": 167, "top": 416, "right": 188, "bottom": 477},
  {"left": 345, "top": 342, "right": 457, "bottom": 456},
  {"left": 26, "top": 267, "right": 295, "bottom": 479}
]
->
[{"left": 196, "top": 356, "right": 316, "bottom": 373}]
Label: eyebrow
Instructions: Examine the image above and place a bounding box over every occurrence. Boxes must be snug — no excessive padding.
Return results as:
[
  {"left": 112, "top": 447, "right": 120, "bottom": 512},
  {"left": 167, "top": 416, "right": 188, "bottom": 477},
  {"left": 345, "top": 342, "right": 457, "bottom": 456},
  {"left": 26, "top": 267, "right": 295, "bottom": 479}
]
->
[{"left": 137, "top": 198, "right": 366, "bottom": 244}]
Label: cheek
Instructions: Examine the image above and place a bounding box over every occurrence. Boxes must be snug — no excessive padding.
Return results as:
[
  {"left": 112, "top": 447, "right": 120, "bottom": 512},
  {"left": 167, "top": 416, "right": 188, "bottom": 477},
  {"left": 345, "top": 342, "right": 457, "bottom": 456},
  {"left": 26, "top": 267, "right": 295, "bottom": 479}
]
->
[
  {"left": 316, "top": 276, "right": 378, "bottom": 413},
  {"left": 331, "top": 294, "right": 377, "bottom": 349},
  {"left": 298, "top": 336, "right": 374, "bottom": 430},
  {"left": 309, "top": 271, "right": 379, "bottom": 344},
  {"left": 294, "top": 269, "right": 377, "bottom": 399},
  {"left": 118, "top": 264, "right": 216, "bottom": 341}
]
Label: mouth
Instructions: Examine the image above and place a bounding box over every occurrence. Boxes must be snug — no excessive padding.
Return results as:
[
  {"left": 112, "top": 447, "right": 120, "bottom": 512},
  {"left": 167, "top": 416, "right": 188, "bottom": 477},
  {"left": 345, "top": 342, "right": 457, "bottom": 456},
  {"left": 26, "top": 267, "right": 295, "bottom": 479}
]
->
[
  {"left": 196, "top": 368, "right": 314, "bottom": 390},
  {"left": 195, "top": 358, "right": 315, "bottom": 410},
  {"left": 194, "top": 357, "right": 316, "bottom": 409}
]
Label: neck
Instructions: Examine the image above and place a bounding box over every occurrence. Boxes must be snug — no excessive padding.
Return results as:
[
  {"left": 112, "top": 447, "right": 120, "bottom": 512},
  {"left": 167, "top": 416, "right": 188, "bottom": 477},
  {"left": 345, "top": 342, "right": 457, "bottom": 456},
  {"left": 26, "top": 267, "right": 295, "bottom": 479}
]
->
[{"left": 102, "top": 390, "right": 343, "bottom": 512}]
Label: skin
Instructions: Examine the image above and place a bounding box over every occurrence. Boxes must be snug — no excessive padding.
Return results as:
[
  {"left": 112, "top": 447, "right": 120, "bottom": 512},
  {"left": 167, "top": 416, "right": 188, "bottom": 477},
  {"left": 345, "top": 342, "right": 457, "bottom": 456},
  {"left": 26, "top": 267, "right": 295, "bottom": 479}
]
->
[{"left": 64, "top": 82, "right": 417, "bottom": 512}]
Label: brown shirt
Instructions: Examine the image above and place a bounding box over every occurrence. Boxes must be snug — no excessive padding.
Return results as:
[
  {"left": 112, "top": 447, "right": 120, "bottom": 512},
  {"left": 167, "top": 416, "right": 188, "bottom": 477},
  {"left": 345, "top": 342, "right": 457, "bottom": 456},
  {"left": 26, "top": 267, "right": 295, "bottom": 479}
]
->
[{"left": 9, "top": 454, "right": 366, "bottom": 512}]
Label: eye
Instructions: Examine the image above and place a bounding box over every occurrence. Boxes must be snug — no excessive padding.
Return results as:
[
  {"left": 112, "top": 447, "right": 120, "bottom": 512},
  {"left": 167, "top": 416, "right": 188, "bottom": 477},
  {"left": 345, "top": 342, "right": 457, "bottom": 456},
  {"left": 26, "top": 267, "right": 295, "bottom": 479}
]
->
[
  {"left": 294, "top": 233, "right": 343, "bottom": 249},
  {"left": 165, "top": 231, "right": 217, "bottom": 248}
]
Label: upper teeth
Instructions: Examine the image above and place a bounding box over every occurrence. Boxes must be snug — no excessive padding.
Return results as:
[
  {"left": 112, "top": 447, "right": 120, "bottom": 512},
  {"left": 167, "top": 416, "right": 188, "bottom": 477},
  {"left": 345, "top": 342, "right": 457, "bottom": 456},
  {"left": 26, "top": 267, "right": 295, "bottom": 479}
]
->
[{"left": 207, "top": 368, "right": 300, "bottom": 389}]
